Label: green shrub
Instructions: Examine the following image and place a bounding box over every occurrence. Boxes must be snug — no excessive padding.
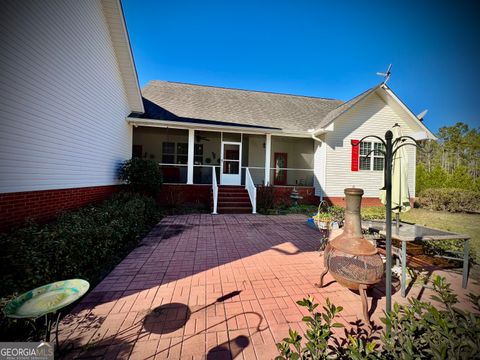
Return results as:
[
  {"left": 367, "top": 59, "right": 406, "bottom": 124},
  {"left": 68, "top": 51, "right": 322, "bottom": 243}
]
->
[
  {"left": 361, "top": 206, "right": 386, "bottom": 220},
  {"left": 257, "top": 184, "right": 276, "bottom": 213},
  {"left": 382, "top": 276, "right": 480, "bottom": 359},
  {"left": 276, "top": 296, "right": 346, "bottom": 359},
  {"left": 119, "top": 158, "right": 162, "bottom": 196},
  {"left": 0, "top": 192, "right": 159, "bottom": 299},
  {"left": 284, "top": 204, "right": 318, "bottom": 215},
  {"left": 276, "top": 275, "right": 480, "bottom": 360},
  {"left": 417, "top": 188, "right": 480, "bottom": 213}
]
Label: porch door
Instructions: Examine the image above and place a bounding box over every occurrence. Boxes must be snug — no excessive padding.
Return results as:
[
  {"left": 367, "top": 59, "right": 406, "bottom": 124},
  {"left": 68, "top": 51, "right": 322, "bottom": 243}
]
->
[
  {"left": 221, "top": 142, "right": 242, "bottom": 185},
  {"left": 274, "top": 152, "right": 288, "bottom": 185}
]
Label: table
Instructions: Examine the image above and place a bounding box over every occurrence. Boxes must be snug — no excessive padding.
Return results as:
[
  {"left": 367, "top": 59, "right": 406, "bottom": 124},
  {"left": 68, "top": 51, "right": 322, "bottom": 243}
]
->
[{"left": 362, "top": 221, "right": 470, "bottom": 297}]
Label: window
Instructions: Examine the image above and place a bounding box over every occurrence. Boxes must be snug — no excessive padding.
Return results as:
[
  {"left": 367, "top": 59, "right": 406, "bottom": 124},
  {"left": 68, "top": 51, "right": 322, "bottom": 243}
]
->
[
  {"left": 194, "top": 144, "right": 203, "bottom": 165},
  {"left": 176, "top": 143, "right": 188, "bottom": 164},
  {"left": 162, "top": 142, "right": 175, "bottom": 163},
  {"left": 160, "top": 142, "right": 203, "bottom": 165},
  {"left": 359, "top": 142, "right": 384, "bottom": 171}
]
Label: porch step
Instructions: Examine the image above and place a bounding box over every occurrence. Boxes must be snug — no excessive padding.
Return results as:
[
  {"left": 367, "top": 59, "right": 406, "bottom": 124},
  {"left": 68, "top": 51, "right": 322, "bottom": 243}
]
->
[
  {"left": 217, "top": 206, "right": 252, "bottom": 214},
  {"left": 215, "top": 186, "right": 253, "bottom": 214},
  {"left": 218, "top": 201, "right": 251, "bottom": 207}
]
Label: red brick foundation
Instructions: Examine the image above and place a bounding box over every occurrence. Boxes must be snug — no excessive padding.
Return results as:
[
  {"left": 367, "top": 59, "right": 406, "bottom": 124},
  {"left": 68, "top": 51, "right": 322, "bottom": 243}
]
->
[
  {"left": 0, "top": 185, "right": 120, "bottom": 231},
  {"left": 157, "top": 184, "right": 319, "bottom": 209},
  {"left": 158, "top": 184, "right": 212, "bottom": 209},
  {"left": 324, "top": 196, "right": 414, "bottom": 208},
  {"left": 272, "top": 186, "right": 318, "bottom": 206},
  {"left": 324, "top": 196, "right": 383, "bottom": 207}
]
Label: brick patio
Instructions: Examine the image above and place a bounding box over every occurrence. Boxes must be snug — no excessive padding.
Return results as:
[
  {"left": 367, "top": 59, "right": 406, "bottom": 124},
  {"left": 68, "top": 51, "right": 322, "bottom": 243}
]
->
[{"left": 60, "top": 214, "right": 479, "bottom": 359}]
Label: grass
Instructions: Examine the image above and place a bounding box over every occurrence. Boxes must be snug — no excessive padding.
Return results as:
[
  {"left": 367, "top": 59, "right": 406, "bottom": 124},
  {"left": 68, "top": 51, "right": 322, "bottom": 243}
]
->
[
  {"left": 400, "top": 208, "right": 480, "bottom": 263},
  {"left": 360, "top": 206, "right": 480, "bottom": 263}
]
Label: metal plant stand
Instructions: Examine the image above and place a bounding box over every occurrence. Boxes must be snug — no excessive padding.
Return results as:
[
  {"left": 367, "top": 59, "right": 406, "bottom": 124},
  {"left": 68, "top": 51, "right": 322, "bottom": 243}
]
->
[{"left": 352, "top": 130, "right": 429, "bottom": 317}]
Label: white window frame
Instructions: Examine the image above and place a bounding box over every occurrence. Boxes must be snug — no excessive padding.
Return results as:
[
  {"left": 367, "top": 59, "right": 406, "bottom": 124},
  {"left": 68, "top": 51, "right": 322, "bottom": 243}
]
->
[{"left": 359, "top": 141, "right": 384, "bottom": 171}]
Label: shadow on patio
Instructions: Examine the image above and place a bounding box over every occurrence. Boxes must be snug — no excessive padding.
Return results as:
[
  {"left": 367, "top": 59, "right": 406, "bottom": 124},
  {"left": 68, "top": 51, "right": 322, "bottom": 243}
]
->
[{"left": 58, "top": 214, "right": 478, "bottom": 359}]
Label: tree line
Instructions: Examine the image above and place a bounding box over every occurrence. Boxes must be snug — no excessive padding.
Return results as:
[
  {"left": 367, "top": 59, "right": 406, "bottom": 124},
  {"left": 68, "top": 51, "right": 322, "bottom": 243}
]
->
[{"left": 416, "top": 122, "right": 480, "bottom": 194}]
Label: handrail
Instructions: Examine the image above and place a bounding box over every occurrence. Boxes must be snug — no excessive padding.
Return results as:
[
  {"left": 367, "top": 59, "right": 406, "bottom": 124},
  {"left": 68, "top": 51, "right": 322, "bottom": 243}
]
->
[
  {"left": 212, "top": 166, "right": 218, "bottom": 214},
  {"left": 245, "top": 168, "right": 257, "bottom": 214}
]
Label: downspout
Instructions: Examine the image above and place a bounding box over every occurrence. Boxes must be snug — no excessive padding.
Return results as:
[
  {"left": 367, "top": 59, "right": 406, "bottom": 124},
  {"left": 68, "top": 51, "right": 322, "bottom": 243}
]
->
[{"left": 311, "top": 132, "right": 325, "bottom": 201}]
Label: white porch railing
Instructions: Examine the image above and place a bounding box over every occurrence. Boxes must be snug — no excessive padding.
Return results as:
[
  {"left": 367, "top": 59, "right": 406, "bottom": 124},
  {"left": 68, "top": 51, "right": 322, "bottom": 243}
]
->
[
  {"left": 245, "top": 168, "right": 257, "bottom": 214},
  {"left": 212, "top": 166, "right": 218, "bottom": 214}
]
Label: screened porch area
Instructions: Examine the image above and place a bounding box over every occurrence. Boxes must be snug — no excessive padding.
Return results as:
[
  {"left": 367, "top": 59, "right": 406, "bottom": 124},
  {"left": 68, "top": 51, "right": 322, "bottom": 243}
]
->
[{"left": 132, "top": 126, "right": 316, "bottom": 187}]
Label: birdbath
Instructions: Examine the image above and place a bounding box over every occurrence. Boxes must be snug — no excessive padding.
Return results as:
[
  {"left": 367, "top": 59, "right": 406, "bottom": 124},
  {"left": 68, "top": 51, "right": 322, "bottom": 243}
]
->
[
  {"left": 290, "top": 187, "right": 303, "bottom": 206},
  {"left": 4, "top": 279, "right": 89, "bottom": 352}
]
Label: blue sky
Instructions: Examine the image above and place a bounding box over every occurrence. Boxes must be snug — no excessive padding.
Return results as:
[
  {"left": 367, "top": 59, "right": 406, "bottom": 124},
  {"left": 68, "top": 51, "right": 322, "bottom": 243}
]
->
[{"left": 122, "top": 0, "right": 479, "bottom": 133}]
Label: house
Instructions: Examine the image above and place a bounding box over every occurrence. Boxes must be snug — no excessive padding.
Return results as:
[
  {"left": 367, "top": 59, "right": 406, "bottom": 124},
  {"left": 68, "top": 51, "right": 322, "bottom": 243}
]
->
[
  {"left": 0, "top": 1, "right": 435, "bottom": 229},
  {"left": 128, "top": 81, "right": 435, "bottom": 212},
  {"left": 0, "top": 0, "right": 143, "bottom": 230}
]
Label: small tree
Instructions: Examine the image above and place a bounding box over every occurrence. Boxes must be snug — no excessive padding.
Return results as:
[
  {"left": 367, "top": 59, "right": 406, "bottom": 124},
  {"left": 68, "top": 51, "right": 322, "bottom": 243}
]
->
[{"left": 119, "top": 158, "right": 162, "bottom": 196}]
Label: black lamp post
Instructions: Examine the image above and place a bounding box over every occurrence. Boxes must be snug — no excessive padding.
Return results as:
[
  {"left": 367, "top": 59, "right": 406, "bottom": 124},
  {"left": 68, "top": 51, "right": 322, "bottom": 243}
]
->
[{"left": 352, "top": 129, "right": 427, "bottom": 318}]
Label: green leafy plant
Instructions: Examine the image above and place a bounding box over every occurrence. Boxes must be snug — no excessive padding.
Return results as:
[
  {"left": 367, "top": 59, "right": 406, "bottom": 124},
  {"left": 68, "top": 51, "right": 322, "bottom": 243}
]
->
[
  {"left": 277, "top": 276, "right": 479, "bottom": 360},
  {"left": 416, "top": 188, "right": 480, "bottom": 213},
  {"left": 119, "top": 158, "right": 162, "bottom": 196},
  {"left": 276, "top": 296, "right": 344, "bottom": 359},
  {"left": 0, "top": 192, "right": 160, "bottom": 341},
  {"left": 381, "top": 275, "right": 480, "bottom": 359},
  {"left": 257, "top": 184, "right": 276, "bottom": 213},
  {"left": 0, "top": 192, "right": 159, "bottom": 299}
]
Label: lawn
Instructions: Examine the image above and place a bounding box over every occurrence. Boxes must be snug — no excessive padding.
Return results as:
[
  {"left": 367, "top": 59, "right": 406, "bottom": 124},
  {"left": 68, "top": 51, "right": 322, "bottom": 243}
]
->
[{"left": 399, "top": 208, "right": 480, "bottom": 263}]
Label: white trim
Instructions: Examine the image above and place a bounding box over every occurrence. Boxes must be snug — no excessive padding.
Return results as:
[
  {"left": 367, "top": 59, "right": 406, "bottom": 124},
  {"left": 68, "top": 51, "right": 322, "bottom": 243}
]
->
[
  {"left": 313, "top": 85, "right": 436, "bottom": 140},
  {"left": 359, "top": 141, "right": 385, "bottom": 172},
  {"left": 264, "top": 134, "right": 272, "bottom": 184},
  {"left": 127, "top": 117, "right": 312, "bottom": 138},
  {"left": 381, "top": 85, "right": 437, "bottom": 140},
  {"left": 187, "top": 129, "right": 194, "bottom": 184},
  {"left": 245, "top": 168, "right": 257, "bottom": 214},
  {"left": 114, "top": 0, "right": 144, "bottom": 112},
  {"left": 220, "top": 141, "right": 242, "bottom": 185},
  {"left": 102, "top": 0, "right": 144, "bottom": 113},
  {"left": 212, "top": 166, "right": 218, "bottom": 214}
]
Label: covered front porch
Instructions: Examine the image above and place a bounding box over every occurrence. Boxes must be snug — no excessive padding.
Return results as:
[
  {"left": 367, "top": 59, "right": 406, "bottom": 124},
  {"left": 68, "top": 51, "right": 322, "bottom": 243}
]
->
[{"left": 132, "top": 126, "right": 316, "bottom": 188}]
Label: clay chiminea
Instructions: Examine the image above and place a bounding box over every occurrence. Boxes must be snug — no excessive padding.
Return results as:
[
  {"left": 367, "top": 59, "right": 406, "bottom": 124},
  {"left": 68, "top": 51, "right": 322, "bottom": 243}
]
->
[{"left": 318, "top": 188, "right": 384, "bottom": 322}]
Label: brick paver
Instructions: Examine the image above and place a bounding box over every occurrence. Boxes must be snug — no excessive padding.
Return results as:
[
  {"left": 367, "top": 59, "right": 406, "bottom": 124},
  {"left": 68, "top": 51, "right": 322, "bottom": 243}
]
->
[{"left": 60, "top": 214, "right": 479, "bottom": 359}]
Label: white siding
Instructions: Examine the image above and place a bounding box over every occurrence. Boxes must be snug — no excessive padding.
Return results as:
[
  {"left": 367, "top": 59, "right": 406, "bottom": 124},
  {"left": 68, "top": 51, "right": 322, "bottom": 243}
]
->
[
  {"left": 321, "top": 93, "right": 417, "bottom": 198},
  {"left": 313, "top": 141, "right": 327, "bottom": 198},
  {"left": 0, "top": 0, "right": 133, "bottom": 193}
]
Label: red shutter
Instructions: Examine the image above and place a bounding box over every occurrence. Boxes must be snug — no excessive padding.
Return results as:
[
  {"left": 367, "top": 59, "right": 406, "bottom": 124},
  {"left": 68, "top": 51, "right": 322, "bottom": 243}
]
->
[{"left": 351, "top": 139, "right": 359, "bottom": 171}]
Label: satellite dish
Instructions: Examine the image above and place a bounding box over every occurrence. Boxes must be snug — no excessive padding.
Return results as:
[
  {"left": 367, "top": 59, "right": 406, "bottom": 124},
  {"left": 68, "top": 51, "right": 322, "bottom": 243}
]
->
[
  {"left": 416, "top": 109, "right": 428, "bottom": 121},
  {"left": 376, "top": 64, "right": 392, "bottom": 84}
]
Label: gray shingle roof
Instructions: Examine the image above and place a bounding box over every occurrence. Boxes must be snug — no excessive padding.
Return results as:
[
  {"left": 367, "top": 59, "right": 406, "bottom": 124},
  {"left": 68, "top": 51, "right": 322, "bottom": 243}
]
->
[{"left": 133, "top": 81, "right": 344, "bottom": 132}]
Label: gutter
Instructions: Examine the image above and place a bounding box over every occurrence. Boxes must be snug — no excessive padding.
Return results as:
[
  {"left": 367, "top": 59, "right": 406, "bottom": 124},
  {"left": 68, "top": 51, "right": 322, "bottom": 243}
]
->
[{"left": 127, "top": 117, "right": 313, "bottom": 138}]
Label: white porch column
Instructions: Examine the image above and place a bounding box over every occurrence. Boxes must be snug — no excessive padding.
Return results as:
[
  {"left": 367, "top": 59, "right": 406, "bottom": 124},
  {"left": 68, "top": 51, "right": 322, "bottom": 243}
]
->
[
  {"left": 187, "top": 129, "right": 195, "bottom": 184},
  {"left": 264, "top": 133, "right": 271, "bottom": 185}
]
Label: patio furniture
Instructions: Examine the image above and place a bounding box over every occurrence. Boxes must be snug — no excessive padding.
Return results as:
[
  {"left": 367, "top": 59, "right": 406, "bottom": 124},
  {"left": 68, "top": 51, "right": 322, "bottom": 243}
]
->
[
  {"left": 4, "top": 279, "right": 89, "bottom": 351},
  {"left": 362, "top": 220, "right": 470, "bottom": 297}
]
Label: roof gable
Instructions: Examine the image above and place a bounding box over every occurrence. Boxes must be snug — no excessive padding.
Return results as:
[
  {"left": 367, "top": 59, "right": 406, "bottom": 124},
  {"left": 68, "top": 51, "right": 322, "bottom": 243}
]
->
[{"left": 315, "top": 84, "right": 436, "bottom": 140}]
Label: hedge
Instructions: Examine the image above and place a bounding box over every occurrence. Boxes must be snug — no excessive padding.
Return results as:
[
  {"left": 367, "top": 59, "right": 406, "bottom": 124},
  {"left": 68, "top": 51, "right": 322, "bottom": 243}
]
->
[
  {"left": 416, "top": 188, "right": 480, "bottom": 213},
  {"left": 0, "top": 192, "right": 159, "bottom": 299}
]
